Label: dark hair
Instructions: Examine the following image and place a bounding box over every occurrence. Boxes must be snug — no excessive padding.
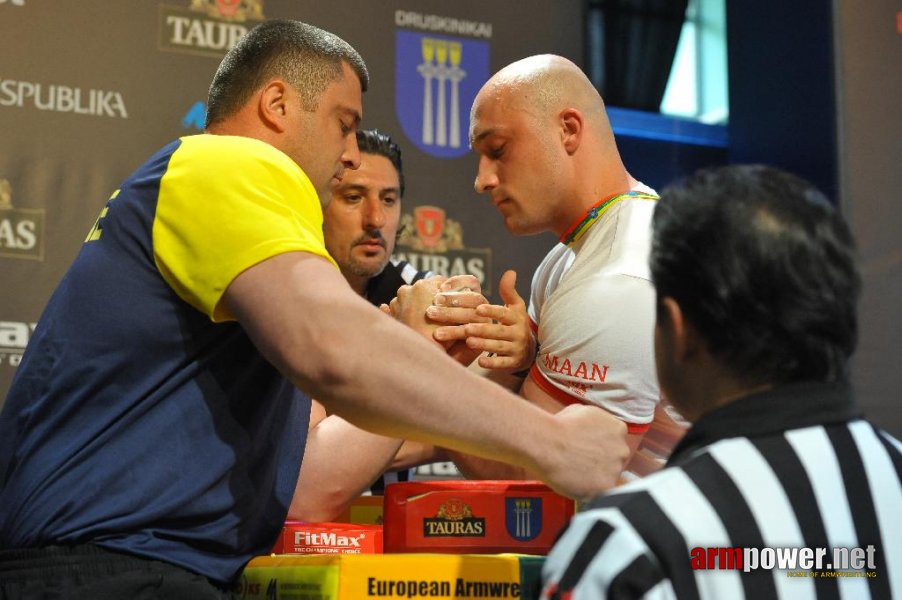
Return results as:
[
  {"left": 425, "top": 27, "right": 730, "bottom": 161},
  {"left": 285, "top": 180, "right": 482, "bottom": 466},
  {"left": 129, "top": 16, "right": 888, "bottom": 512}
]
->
[
  {"left": 205, "top": 19, "right": 369, "bottom": 128},
  {"left": 650, "top": 164, "right": 860, "bottom": 385},
  {"left": 356, "top": 129, "right": 404, "bottom": 197}
]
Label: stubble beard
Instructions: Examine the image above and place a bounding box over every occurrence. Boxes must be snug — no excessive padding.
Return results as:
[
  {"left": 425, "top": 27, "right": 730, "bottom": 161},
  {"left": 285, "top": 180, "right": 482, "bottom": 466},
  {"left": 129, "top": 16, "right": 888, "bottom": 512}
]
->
[{"left": 345, "top": 255, "right": 388, "bottom": 279}]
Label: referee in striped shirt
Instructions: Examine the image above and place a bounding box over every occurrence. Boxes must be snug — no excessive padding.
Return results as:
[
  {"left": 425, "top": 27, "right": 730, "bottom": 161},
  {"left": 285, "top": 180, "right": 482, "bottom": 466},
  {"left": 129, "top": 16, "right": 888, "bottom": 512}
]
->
[{"left": 541, "top": 165, "right": 901, "bottom": 599}]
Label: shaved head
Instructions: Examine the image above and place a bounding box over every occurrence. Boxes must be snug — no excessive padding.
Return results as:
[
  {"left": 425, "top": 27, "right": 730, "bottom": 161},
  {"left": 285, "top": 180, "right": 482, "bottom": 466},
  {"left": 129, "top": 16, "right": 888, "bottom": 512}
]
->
[{"left": 471, "top": 55, "right": 612, "bottom": 141}]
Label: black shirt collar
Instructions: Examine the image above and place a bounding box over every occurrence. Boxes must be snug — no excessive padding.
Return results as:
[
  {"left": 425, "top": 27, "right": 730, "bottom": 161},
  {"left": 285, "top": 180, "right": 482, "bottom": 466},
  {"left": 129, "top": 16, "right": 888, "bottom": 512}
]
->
[
  {"left": 364, "top": 262, "right": 406, "bottom": 307},
  {"left": 668, "top": 381, "right": 862, "bottom": 467}
]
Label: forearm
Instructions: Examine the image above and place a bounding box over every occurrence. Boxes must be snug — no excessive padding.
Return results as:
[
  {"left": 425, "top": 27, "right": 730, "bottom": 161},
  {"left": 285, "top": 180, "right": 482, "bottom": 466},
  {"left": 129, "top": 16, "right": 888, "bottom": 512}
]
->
[
  {"left": 316, "top": 321, "right": 554, "bottom": 474},
  {"left": 390, "top": 441, "right": 445, "bottom": 471},
  {"left": 446, "top": 365, "right": 533, "bottom": 479},
  {"left": 467, "top": 358, "right": 528, "bottom": 392},
  {"left": 289, "top": 415, "right": 404, "bottom": 522},
  {"left": 444, "top": 449, "right": 534, "bottom": 481}
]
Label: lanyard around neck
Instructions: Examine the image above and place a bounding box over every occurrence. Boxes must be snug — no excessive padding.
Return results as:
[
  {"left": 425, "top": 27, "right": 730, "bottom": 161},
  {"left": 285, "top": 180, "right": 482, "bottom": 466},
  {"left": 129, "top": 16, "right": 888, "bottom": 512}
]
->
[{"left": 560, "top": 190, "right": 658, "bottom": 246}]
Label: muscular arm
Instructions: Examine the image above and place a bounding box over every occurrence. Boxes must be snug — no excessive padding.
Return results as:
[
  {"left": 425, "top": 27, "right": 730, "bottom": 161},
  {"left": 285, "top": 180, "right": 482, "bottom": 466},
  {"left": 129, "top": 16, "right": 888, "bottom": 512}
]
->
[
  {"left": 223, "top": 252, "right": 629, "bottom": 501},
  {"left": 391, "top": 441, "right": 446, "bottom": 470},
  {"left": 444, "top": 375, "right": 645, "bottom": 481},
  {"left": 290, "top": 402, "right": 448, "bottom": 523},
  {"left": 288, "top": 400, "right": 405, "bottom": 522}
]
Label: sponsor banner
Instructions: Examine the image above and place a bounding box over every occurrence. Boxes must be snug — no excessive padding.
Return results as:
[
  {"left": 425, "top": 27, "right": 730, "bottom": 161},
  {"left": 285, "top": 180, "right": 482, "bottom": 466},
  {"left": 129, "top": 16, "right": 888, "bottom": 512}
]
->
[
  {"left": 423, "top": 499, "right": 486, "bottom": 538},
  {"left": 159, "top": 0, "right": 266, "bottom": 57},
  {"left": 239, "top": 553, "right": 534, "bottom": 600},
  {"left": 0, "top": 320, "right": 35, "bottom": 368},
  {"left": 394, "top": 10, "right": 493, "bottom": 39},
  {"left": 273, "top": 522, "right": 383, "bottom": 555},
  {"left": 383, "top": 480, "right": 573, "bottom": 555},
  {"left": 394, "top": 26, "right": 489, "bottom": 159},
  {"left": 394, "top": 205, "right": 491, "bottom": 294},
  {"left": 182, "top": 100, "right": 206, "bottom": 130},
  {"left": 0, "top": 79, "right": 128, "bottom": 119},
  {"left": 505, "top": 497, "right": 542, "bottom": 542},
  {"left": 0, "top": 178, "right": 44, "bottom": 260}
]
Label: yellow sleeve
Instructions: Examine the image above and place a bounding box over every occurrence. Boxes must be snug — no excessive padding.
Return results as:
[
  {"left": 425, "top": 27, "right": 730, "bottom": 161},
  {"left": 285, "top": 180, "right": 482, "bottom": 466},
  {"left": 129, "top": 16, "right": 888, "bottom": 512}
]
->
[{"left": 153, "top": 134, "right": 337, "bottom": 322}]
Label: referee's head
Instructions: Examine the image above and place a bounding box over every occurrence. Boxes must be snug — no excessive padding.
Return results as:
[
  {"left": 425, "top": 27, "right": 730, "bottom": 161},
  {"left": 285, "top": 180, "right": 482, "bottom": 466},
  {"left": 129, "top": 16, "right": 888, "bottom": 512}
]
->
[{"left": 649, "top": 165, "right": 860, "bottom": 419}]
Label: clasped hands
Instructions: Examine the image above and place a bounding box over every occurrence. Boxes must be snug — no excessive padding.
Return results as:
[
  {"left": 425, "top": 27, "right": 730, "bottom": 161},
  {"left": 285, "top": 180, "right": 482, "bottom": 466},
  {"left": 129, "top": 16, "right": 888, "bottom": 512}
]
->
[{"left": 383, "top": 270, "right": 536, "bottom": 371}]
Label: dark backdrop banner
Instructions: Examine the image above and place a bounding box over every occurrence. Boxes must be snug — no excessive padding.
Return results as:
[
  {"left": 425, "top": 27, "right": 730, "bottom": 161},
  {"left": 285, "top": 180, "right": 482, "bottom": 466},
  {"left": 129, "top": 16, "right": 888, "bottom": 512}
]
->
[{"left": 0, "top": 1, "right": 583, "bottom": 407}]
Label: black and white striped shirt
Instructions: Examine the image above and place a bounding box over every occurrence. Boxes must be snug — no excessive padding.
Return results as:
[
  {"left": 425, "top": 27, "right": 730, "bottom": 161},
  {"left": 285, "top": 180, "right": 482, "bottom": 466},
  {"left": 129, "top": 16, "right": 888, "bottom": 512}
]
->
[{"left": 541, "top": 382, "right": 901, "bottom": 599}]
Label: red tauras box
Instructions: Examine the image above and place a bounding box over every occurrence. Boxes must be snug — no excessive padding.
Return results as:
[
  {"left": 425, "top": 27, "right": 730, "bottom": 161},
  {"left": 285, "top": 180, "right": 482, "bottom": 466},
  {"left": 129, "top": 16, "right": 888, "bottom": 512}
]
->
[
  {"left": 383, "top": 480, "right": 574, "bottom": 555},
  {"left": 271, "top": 522, "right": 383, "bottom": 555}
]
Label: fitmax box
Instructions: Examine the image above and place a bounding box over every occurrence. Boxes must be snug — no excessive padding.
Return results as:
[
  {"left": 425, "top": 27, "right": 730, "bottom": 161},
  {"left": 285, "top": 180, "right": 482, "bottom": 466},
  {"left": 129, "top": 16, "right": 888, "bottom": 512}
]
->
[
  {"left": 383, "top": 481, "right": 574, "bottom": 555},
  {"left": 272, "top": 521, "right": 383, "bottom": 555}
]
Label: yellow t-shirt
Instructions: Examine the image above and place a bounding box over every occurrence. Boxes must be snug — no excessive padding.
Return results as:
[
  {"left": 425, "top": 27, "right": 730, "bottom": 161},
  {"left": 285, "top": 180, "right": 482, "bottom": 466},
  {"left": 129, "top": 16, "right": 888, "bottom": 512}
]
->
[{"left": 152, "top": 134, "right": 336, "bottom": 322}]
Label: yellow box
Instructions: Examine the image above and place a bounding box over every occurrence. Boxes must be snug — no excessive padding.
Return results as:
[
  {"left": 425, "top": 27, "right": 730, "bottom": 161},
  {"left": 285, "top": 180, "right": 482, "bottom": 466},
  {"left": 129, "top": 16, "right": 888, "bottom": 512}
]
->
[
  {"left": 335, "top": 495, "right": 384, "bottom": 525},
  {"left": 236, "top": 553, "right": 544, "bottom": 599}
]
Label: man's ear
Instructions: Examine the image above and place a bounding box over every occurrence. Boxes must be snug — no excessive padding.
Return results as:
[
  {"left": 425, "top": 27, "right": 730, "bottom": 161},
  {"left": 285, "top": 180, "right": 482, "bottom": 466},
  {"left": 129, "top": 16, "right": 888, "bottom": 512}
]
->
[
  {"left": 258, "top": 80, "right": 290, "bottom": 132},
  {"left": 659, "top": 296, "right": 701, "bottom": 363},
  {"left": 559, "top": 108, "right": 583, "bottom": 155}
]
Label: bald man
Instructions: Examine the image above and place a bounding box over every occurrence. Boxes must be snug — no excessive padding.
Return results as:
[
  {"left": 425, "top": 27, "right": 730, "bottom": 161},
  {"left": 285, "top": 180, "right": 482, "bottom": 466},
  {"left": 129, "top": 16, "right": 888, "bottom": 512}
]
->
[{"left": 424, "top": 54, "right": 685, "bottom": 482}]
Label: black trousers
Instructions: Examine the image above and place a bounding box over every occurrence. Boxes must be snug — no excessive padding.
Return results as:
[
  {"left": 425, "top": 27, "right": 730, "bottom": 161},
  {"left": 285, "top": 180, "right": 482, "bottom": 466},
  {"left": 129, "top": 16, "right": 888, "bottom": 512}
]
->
[{"left": 0, "top": 544, "right": 237, "bottom": 600}]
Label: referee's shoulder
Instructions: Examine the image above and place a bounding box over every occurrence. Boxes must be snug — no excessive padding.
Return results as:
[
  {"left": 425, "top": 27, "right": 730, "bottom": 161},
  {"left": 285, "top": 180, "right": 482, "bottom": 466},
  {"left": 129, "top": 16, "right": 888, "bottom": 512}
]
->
[
  {"left": 581, "top": 463, "right": 683, "bottom": 524},
  {"left": 542, "top": 471, "right": 677, "bottom": 599},
  {"left": 875, "top": 423, "right": 902, "bottom": 455}
]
